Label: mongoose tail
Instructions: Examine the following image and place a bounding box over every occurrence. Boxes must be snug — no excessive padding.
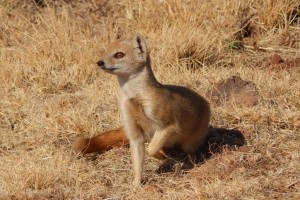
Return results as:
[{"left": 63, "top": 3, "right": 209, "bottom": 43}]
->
[{"left": 73, "top": 128, "right": 129, "bottom": 154}]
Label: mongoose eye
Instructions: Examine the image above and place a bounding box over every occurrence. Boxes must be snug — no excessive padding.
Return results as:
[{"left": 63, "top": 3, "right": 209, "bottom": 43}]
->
[{"left": 114, "top": 52, "right": 125, "bottom": 59}]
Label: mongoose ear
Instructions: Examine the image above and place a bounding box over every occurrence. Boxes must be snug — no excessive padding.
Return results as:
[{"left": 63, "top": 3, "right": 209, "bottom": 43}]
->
[{"left": 132, "top": 34, "right": 148, "bottom": 59}]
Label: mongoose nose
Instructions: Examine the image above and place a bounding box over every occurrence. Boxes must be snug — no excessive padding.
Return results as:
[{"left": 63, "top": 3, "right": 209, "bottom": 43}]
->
[{"left": 97, "top": 60, "right": 105, "bottom": 67}]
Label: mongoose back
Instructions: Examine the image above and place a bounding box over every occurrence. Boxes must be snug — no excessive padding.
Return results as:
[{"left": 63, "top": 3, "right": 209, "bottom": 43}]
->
[{"left": 76, "top": 34, "right": 211, "bottom": 186}]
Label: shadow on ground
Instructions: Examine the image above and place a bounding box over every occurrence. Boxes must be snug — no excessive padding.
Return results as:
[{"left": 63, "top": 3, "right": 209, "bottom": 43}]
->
[{"left": 156, "top": 127, "right": 246, "bottom": 174}]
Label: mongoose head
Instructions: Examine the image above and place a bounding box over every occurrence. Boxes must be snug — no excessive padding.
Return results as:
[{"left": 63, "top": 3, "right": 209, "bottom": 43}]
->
[{"left": 97, "top": 34, "right": 149, "bottom": 76}]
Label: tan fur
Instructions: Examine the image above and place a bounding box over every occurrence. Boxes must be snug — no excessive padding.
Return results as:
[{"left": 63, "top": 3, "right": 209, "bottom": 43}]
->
[{"left": 94, "top": 34, "right": 211, "bottom": 186}]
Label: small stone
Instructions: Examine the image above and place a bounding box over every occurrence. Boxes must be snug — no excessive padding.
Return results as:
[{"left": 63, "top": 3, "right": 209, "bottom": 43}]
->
[
  {"left": 144, "top": 185, "right": 163, "bottom": 193},
  {"left": 270, "top": 54, "right": 284, "bottom": 65}
]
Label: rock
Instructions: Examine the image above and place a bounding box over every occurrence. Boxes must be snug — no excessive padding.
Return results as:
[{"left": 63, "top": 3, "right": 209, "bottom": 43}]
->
[
  {"left": 206, "top": 76, "right": 261, "bottom": 107},
  {"left": 270, "top": 54, "right": 284, "bottom": 65},
  {"left": 284, "top": 57, "right": 300, "bottom": 69},
  {"left": 267, "top": 54, "right": 300, "bottom": 70}
]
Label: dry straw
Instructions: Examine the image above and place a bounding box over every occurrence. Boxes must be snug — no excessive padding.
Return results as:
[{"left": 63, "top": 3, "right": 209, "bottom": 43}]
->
[{"left": 0, "top": 0, "right": 299, "bottom": 199}]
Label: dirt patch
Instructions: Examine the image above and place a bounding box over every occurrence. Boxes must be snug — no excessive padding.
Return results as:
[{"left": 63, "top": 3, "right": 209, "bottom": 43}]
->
[{"left": 206, "top": 76, "right": 261, "bottom": 107}]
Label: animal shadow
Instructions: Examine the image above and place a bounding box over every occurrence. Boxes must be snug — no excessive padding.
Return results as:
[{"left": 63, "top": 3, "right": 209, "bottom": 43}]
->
[{"left": 156, "top": 127, "right": 246, "bottom": 174}]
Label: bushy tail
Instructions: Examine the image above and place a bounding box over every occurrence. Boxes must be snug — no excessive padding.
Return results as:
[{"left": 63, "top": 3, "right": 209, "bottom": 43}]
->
[{"left": 73, "top": 128, "right": 129, "bottom": 154}]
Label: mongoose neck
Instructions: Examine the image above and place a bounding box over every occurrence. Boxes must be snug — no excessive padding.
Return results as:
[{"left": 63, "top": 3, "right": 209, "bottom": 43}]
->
[{"left": 117, "top": 57, "right": 160, "bottom": 98}]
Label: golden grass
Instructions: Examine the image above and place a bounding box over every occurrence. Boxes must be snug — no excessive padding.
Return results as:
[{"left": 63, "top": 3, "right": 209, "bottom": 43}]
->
[{"left": 0, "top": 0, "right": 299, "bottom": 199}]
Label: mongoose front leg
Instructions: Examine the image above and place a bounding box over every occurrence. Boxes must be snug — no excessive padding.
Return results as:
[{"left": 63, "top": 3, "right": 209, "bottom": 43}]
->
[
  {"left": 121, "top": 99, "right": 147, "bottom": 186},
  {"left": 123, "top": 119, "right": 145, "bottom": 186},
  {"left": 129, "top": 134, "right": 145, "bottom": 186}
]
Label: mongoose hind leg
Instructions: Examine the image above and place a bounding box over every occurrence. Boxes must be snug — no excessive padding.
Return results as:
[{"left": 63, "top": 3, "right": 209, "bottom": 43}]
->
[{"left": 148, "top": 126, "right": 177, "bottom": 160}]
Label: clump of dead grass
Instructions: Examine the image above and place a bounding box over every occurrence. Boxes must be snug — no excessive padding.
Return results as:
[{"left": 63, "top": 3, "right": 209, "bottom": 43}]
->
[{"left": 0, "top": 0, "right": 299, "bottom": 199}]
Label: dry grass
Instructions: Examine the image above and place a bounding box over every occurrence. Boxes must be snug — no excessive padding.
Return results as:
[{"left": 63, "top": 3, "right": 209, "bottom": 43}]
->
[{"left": 0, "top": 0, "right": 299, "bottom": 199}]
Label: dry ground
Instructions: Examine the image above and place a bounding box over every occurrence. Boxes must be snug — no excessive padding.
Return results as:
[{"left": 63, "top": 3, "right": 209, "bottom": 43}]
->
[{"left": 0, "top": 0, "right": 299, "bottom": 199}]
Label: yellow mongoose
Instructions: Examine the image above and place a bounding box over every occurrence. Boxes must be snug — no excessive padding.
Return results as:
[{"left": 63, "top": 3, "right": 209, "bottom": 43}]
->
[{"left": 74, "top": 34, "right": 211, "bottom": 186}]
